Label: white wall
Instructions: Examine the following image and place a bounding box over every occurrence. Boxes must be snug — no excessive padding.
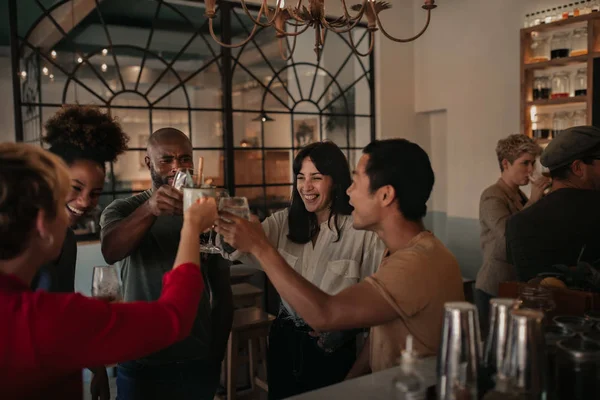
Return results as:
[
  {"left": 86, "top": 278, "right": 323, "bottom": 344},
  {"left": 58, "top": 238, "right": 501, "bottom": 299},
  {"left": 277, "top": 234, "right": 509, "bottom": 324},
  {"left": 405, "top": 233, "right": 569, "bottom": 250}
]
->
[
  {"left": 413, "top": 0, "right": 571, "bottom": 219},
  {"left": 409, "top": 0, "right": 571, "bottom": 277}
]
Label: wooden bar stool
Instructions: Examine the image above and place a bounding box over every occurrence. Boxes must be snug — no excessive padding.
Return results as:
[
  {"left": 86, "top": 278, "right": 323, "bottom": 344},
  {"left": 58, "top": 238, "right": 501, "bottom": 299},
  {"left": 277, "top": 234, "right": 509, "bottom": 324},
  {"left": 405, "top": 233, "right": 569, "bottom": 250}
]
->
[
  {"left": 218, "top": 307, "right": 275, "bottom": 400},
  {"left": 232, "top": 283, "right": 263, "bottom": 309}
]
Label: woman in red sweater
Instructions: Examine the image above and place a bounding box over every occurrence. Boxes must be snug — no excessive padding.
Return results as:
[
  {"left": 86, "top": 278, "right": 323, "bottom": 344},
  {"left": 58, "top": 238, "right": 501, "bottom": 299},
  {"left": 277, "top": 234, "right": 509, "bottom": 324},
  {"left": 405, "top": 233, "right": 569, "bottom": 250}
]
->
[{"left": 0, "top": 143, "right": 217, "bottom": 399}]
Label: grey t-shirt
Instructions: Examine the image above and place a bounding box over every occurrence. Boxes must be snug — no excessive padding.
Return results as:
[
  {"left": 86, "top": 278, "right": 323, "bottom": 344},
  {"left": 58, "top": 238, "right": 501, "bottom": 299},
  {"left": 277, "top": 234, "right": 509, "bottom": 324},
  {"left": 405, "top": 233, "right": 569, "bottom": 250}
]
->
[{"left": 100, "top": 190, "right": 213, "bottom": 363}]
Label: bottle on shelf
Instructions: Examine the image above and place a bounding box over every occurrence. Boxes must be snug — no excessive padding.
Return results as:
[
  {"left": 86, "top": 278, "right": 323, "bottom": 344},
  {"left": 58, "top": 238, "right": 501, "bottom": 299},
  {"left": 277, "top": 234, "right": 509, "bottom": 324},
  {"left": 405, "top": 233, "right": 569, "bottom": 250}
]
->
[
  {"left": 532, "top": 113, "right": 552, "bottom": 139},
  {"left": 573, "top": 109, "right": 587, "bottom": 126},
  {"left": 551, "top": 31, "right": 571, "bottom": 59},
  {"left": 553, "top": 111, "right": 572, "bottom": 138},
  {"left": 533, "top": 11, "right": 542, "bottom": 26},
  {"left": 574, "top": 2, "right": 581, "bottom": 16},
  {"left": 524, "top": 13, "right": 531, "bottom": 28},
  {"left": 571, "top": 27, "right": 588, "bottom": 56},
  {"left": 551, "top": 71, "right": 571, "bottom": 99},
  {"left": 545, "top": 9, "right": 554, "bottom": 23},
  {"left": 530, "top": 34, "right": 550, "bottom": 63},
  {"left": 533, "top": 75, "right": 552, "bottom": 100},
  {"left": 574, "top": 68, "right": 587, "bottom": 96},
  {"left": 562, "top": 5, "right": 570, "bottom": 19},
  {"left": 550, "top": 7, "right": 559, "bottom": 21}
]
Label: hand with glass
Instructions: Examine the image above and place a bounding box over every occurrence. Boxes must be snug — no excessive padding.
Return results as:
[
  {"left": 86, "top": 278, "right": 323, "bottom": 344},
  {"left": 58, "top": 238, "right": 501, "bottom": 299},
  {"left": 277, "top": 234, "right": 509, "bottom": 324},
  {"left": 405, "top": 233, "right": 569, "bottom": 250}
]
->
[
  {"left": 529, "top": 167, "right": 552, "bottom": 201},
  {"left": 214, "top": 198, "right": 265, "bottom": 255},
  {"left": 175, "top": 160, "right": 234, "bottom": 253}
]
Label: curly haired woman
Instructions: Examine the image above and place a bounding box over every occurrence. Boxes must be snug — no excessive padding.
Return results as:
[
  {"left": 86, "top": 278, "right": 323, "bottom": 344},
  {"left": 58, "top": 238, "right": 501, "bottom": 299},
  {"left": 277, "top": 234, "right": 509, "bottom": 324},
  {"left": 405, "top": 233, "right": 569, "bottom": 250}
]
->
[{"left": 33, "top": 105, "right": 129, "bottom": 399}]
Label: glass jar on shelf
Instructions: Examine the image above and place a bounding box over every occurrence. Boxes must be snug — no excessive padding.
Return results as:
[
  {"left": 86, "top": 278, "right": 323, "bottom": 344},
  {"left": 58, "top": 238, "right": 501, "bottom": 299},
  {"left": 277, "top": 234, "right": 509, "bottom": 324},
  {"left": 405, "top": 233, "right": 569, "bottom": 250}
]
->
[
  {"left": 574, "top": 68, "right": 587, "bottom": 96},
  {"left": 552, "top": 71, "right": 571, "bottom": 98},
  {"left": 571, "top": 27, "right": 588, "bottom": 56},
  {"left": 573, "top": 109, "right": 587, "bottom": 126},
  {"left": 530, "top": 35, "right": 550, "bottom": 63},
  {"left": 532, "top": 113, "right": 552, "bottom": 139},
  {"left": 533, "top": 75, "right": 552, "bottom": 99},
  {"left": 551, "top": 31, "right": 571, "bottom": 59},
  {"left": 553, "top": 111, "right": 572, "bottom": 138}
]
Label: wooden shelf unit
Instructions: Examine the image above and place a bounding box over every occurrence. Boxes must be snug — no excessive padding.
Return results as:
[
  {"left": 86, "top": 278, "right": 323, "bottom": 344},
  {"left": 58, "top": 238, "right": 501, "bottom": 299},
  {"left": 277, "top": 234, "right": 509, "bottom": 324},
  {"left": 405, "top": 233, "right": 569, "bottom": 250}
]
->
[
  {"left": 526, "top": 96, "right": 588, "bottom": 106},
  {"left": 520, "top": 13, "right": 600, "bottom": 140}
]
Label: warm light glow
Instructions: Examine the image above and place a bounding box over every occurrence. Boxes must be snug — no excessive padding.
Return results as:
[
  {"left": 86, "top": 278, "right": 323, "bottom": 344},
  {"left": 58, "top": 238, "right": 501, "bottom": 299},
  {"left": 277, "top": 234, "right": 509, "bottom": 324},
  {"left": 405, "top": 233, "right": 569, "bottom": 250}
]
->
[
  {"left": 102, "top": 48, "right": 108, "bottom": 56},
  {"left": 261, "top": 117, "right": 267, "bottom": 122},
  {"left": 101, "top": 63, "right": 108, "bottom": 72},
  {"left": 77, "top": 57, "right": 83, "bottom": 64},
  {"left": 49, "top": 74, "right": 54, "bottom": 80},
  {"left": 50, "top": 50, "right": 57, "bottom": 59},
  {"left": 530, "top": 106, "right": 537, "bottom": 123},
  {"left": 20, "top": 71, "right": 27, "bottom": 79},
  {"left": 42, "top": 66, "right": 49, "bottom": 76}
]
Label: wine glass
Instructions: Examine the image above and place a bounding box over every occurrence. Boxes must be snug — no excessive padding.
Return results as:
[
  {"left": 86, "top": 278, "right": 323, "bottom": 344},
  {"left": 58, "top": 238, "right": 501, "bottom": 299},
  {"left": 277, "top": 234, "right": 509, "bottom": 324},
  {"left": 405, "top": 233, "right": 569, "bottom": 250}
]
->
[
  {"left": 91, "top": 265, "right": 123, "bottom": 302},
  {"left": 217, "top": 197, "right": 251, "bottom": 254},
  {"left": 219, "top": 197, "right": 251, "bottom": 220},
  {"left": 172, "top": 168, "right": 195, "bottom": 190}
]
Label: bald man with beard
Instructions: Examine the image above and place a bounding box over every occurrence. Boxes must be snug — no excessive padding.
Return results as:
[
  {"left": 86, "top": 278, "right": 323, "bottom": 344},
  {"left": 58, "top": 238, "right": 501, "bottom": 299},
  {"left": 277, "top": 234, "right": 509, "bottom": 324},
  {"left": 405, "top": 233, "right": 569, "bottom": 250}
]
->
[{"left": 100, "top": 128, "right": 233, "bottom": 400}]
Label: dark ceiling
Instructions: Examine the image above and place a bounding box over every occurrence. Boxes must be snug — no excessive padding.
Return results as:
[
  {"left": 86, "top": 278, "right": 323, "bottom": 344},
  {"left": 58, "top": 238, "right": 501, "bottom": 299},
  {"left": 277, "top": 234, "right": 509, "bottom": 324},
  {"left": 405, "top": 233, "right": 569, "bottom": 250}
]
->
[{"left": 1, "top": 0, "right": 273, "bottom": 58}]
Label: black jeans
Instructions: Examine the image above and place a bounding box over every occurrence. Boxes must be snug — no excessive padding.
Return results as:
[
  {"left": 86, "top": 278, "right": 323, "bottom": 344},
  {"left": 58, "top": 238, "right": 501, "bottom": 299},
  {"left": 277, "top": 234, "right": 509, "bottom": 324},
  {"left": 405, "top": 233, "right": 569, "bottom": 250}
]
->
[{"left": 267, "top": 315, "right": 357, "bottom": 400}]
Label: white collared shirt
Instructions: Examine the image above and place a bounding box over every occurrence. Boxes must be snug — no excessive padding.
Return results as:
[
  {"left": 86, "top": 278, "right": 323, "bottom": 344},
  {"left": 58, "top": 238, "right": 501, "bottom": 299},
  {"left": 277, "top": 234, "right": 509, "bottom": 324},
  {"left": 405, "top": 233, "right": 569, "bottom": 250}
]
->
[{"left": 229, "top": 209, "right": 386, "bottom": 319}]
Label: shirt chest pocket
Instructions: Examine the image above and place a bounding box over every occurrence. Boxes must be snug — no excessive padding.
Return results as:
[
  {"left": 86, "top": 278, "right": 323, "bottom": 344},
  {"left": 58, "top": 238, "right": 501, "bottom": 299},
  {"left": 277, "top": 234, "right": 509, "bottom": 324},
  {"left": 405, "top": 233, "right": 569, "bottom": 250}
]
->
[{"left": 321, "top": 259, "right": 360, "bottom": 295}]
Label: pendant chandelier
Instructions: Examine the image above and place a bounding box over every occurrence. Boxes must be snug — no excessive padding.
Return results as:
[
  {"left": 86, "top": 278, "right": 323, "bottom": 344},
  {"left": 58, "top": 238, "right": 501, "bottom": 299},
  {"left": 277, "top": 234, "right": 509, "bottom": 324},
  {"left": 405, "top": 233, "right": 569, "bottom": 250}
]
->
[{"left": 204, "top": 0, "right": 437, "bottom": 60}]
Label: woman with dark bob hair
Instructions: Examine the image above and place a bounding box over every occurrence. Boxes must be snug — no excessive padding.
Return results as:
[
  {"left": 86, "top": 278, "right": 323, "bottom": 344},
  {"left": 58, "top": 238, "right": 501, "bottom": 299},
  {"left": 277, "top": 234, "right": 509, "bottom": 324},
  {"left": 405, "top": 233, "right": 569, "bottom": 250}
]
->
[
  {"left": 0, "top": 143, "right": 217, "bottom": 399},
  {"left": 222, "top": 141, "right": 385, "bottom": 399}
]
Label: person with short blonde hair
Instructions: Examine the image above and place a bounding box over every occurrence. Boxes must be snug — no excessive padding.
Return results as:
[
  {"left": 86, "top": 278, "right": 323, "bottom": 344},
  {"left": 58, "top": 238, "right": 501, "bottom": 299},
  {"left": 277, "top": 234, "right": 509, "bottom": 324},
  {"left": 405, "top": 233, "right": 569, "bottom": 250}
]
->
[
  {"left": 495, "top": 134, "right": 543, "bottom": 172},
  {"left": 475, "top": 134, "right": 550, "bottom": 331},
  {"left": 0, "top": 143, "right": 217, "bottom": 399}
]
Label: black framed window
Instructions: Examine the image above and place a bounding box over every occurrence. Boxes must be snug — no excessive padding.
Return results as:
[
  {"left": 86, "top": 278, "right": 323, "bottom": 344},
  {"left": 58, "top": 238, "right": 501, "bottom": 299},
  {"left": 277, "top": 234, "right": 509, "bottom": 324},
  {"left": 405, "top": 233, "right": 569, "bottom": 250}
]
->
[{"left": 10, "top": 0, "right": 375, "bottom": 219}]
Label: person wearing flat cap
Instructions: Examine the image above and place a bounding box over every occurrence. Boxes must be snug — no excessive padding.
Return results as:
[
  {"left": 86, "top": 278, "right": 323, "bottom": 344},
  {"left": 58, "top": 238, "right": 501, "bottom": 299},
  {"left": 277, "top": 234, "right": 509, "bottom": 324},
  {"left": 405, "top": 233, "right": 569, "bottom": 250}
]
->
[{"left": 506, "top": 125, "right": 600, "bottom": 281}]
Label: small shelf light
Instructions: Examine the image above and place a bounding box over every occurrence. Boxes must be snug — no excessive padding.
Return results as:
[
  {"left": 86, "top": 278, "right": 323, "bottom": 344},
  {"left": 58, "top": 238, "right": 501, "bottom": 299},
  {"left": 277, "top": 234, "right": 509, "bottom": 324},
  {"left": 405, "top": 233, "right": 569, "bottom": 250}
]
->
[
  {"left": 101, "top": 63, "right": 108, "bottom": 72},
  {"left": 102, "top": 48, "right": 108, "bottom": 56},
  {"left": 49, "top": 73, "right": 54, "bottom": 81},
  {"left": 77, "top": 56, "right": 83, "bottom": 64},
  {"left": 50, "top": 50, "right": 57, "bottom": 59},
  {"left": 19, "top": 71, "right": 27, "bottom": 79},
  {"left": 42, "top": 66, "right": 49, "bottom": 76},
  {"left": 252, "top": 112, "right": 274, "bottom": 123}
]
